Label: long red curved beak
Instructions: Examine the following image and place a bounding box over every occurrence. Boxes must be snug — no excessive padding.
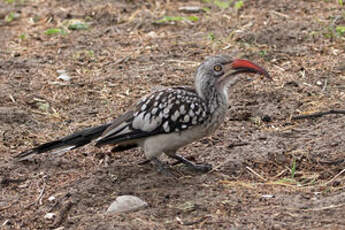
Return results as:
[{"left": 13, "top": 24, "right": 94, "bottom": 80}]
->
[{"left": 231, "top": 59, "right": 271, "bottom": 79}]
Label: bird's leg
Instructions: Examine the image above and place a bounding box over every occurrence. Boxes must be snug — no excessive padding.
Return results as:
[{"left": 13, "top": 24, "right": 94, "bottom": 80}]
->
[
  {"left": 150, "top": 157, "right": 176, "bottom": 176},
  {"left": 137, "top": 159, "right": 151, "bottom": 165},
  {"left": 166, "top": 153, "right": 212, "bottom": 173}
]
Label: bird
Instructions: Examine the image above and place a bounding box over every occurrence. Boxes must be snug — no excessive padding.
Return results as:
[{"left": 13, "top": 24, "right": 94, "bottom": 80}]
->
[{"left": 15, "top": 55, "right": 270, "bottom": 173}]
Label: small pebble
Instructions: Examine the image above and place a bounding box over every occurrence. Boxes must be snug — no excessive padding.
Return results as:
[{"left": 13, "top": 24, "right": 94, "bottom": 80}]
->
[
  {"left": 54, "top": 227, "right": 64, "bottom": 230},
  {"left": 48, "top": 196, "right": 56, "bottom": 202},
  {"left": 44, "top": 213, "right": 56, "bottom": 220},
  {"left": 147, "top": 31, "right": 158, "bottom": 38},
  {"left": 2, "top": 220, "right": 10, "bottom": 226},
  {"left": 316, "top": 80, "right": 322, "bottom": 86},
  {"left": 58, "top": 73, "right": 71, "bottom": 81},
  {"left": 179, "top": 6, "right": 204, "bottom": 13},
  {"left": 262, "top": 115, "right": 272, "bottom": 122},
  {"left": 106, "top": 195, "right": 148, "bottom": 214},
  {"left": 57, "top": 69, "right": 66, "bottom": 74},
  {"left": 261, "top": 194, "right": 274, "bottom": 199}
]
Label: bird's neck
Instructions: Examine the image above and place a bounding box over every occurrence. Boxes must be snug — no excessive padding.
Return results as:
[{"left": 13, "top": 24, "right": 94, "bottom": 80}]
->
[{"left": 196, "top": 82, "right": 229, "bottom": 112}]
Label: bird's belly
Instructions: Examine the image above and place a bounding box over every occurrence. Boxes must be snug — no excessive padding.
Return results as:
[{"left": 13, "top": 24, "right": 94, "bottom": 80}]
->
[
  {"left": 142, "top": 125, "right": 210, "bottom": 159},
  {"left": 142, "top": 107, "right": 227, "bottom": 159}
]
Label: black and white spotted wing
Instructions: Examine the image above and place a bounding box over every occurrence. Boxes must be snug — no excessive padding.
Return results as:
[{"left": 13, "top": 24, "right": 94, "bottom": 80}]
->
[{"left": 95, "top": 87, "right": 210, "bottom": 146}]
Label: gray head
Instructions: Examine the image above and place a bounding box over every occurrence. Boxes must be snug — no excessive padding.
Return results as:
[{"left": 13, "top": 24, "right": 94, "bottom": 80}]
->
[{"left": 195, "top": 55, "right": 270, "bottom": 100}]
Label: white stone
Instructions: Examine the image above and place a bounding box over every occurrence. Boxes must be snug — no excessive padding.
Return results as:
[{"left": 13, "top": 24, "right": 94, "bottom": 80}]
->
[
  {"left": 261, "top": 194, "right": 274, "bottom": 199},
  {"left": 56, "top": 69, "right": 66, "bottom": 74},
  {"left": 147, "top": 31, "right": 158, "bottom": 38},
  {"left": 48, "top": 196, "right": 56, "bottom": 202},
  {"left": 44, "top": 213, "right": 56, "bottom": 220},
  {"left": 54, "top": 227, "right": 64, "bottom": 230},
  {"left": 58, "top": 73, "right": 71, "bottom": 81},
  {"left": 106, "top": 195, "right": 148, "bottom": 214}
]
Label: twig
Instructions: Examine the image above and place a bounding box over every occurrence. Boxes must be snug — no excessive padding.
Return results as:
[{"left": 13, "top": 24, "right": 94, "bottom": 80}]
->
[
  {"left": 228, "top": 142, "right": 249, "bottom": 149},
  {"left": 272, "top": 169, "right": 288, "bottom": 179},
  {"left": 246, "top": 166, "right": 267, "bottom": 182},
  {"left": 166, "top": 59, "right": 200, "bottom": 65},
  {"left": 318, "top": 159, "right": 344, "bottom": 165},
  {"left": 176, "top": 216, "right": 210, "bottom": 226},
  {"left": 323, "top": 168, "right": 345, "bottom": 186},
  {"left": 9, "top": 94, "right": 16, "bottom": 103},
  {"left": 322, "top": 79, "right": 328, "bottom": 92},
  {"left": 113, "top": 56, "right": 130, "bottom": 65},
  {"left": 0, "top": 200, "right": 18, "bottom": 211},
  {"left": 271, "top": 10, "right": 290, "bottom": 19},
  {"left": 24, "top": 180, "right": 47, "bottom": 208},
  {"left": 38, "top": 183, "right": 46, "bottom": 205},
  {"left": 292, "top": 109, "right": 345, "bottom": 120},
  {"left": 302, "top": 203, "right": 345, "bottom": 212}
]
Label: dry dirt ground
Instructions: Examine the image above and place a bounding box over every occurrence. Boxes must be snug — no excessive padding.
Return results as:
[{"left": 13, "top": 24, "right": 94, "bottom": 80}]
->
[{"left": 1, "top": 0, "right": 345, "bottom": 229}]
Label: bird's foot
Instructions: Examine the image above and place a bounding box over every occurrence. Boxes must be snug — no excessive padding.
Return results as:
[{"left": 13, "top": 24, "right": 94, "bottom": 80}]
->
[
  {"left": 137, "top": 159, "right": 151, "bottom": 165},
  {"left": 151, "top": 157, "right": 177, "bottom": 177},
  {"left": 167, "top": 154, "right": 212, "bottom": 173},
  {"left": 188, "top": 163, "right": 212, "bottom": 173}
]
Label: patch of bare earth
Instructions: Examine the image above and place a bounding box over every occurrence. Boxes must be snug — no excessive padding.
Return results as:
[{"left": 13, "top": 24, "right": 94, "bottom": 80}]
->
[{"left": 1, "top": 0, "right": 344, "bottom": 229}]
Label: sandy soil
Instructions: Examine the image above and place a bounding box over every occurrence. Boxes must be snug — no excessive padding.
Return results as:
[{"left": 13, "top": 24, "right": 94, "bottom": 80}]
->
[{"left": 1, "top": 0, "right": 345, "bottom": 229}]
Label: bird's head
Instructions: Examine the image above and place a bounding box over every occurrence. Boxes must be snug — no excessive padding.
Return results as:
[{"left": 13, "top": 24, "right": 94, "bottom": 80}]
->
[{"left": 195, "top": 55, "right": 270, "bottom": 99}]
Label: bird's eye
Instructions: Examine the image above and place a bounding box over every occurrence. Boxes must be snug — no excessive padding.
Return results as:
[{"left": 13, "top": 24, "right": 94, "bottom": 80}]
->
[{"left": 214, "top": 65, "right": 222, "bottom": 72}]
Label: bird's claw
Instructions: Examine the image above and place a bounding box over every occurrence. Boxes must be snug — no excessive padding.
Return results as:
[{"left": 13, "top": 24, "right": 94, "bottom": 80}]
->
[
  {"left": 167, "top": 154, "right": 212, "bottom": 173},
  {"left": 151, "top": 157, "right": 177, "bottom": 177},
  {"left": 189, "top": 163, "right": 212, "bottom": 173}
]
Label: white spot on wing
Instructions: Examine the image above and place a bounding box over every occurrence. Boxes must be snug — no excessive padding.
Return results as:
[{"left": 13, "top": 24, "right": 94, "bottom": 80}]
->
[
  {"left": 143, "top": 116, "right": 162, "bottom": 132},
  {"left": 144, "top": 112, "right": 151, "bottom": 122},
  {"left": 163, "top": 107, "right": 170, "bottom": 114},
  {"left": 179, "top": 105, "right": 186, "bottom": 114},
  {"left": 184, "top": 115, "right": 190, "bottom": 123},
  {"left": 163, "top": 121, "right": 170, "bottom": 132},
  {"left": 132, "top": 112, "right": 145, "bottom": 129},
  {"left": 171, "top": 110, "right": 180, "bottom": 121},
  {"left": 151, "top": 107, "right": 158, "bottom": 115},
  {"left": 189, "top": 110, "right": 194, "bottom": 117},
  {"left": 132, "top": 112, "right": 162, "bottom": 132}
]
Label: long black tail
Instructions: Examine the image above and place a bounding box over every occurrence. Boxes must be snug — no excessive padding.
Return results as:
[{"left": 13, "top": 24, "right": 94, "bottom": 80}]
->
[{"left": 15, "top": 123, "right": 111, "bottom": 160}]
